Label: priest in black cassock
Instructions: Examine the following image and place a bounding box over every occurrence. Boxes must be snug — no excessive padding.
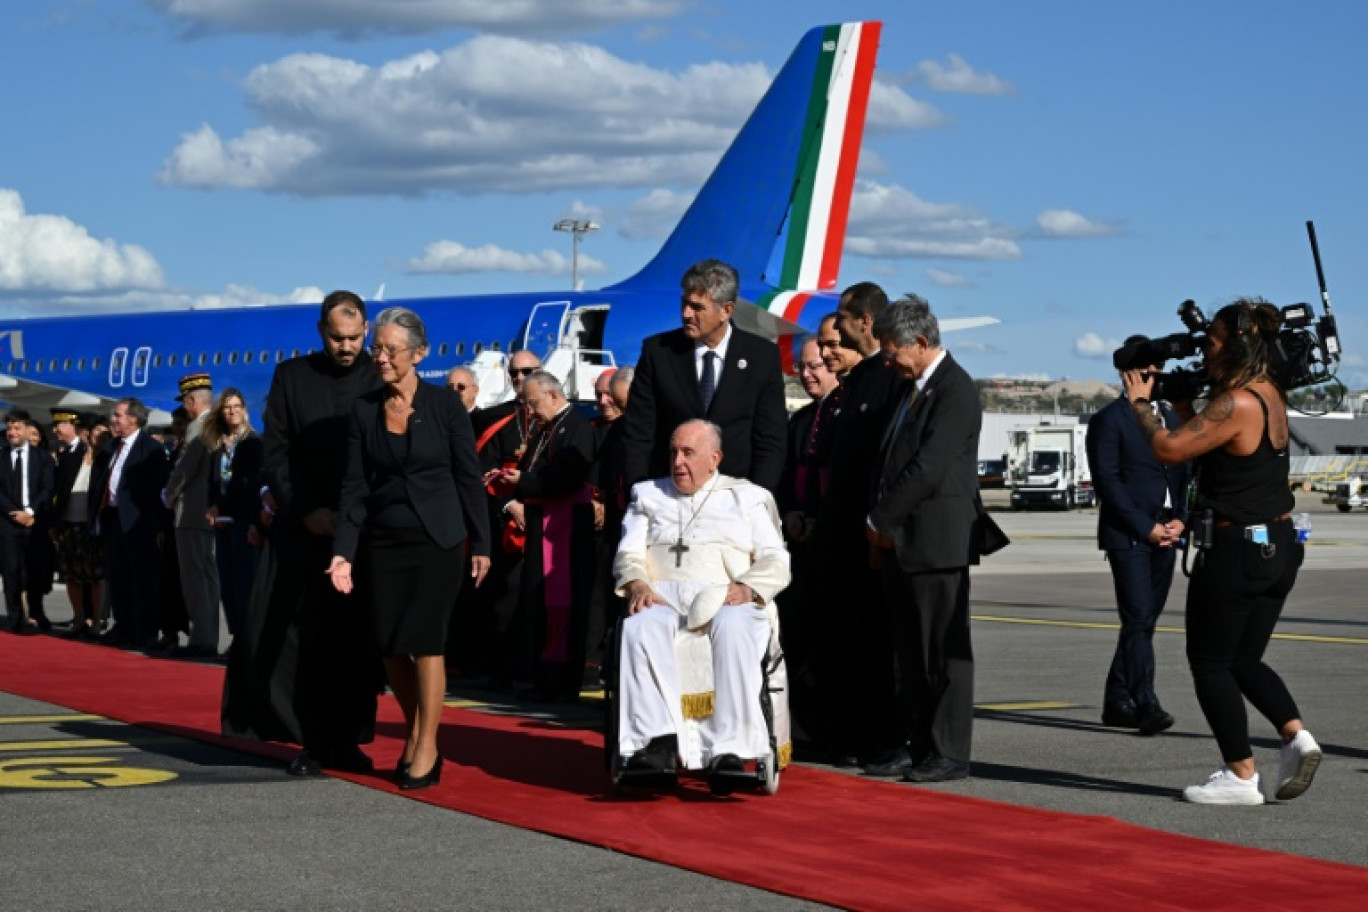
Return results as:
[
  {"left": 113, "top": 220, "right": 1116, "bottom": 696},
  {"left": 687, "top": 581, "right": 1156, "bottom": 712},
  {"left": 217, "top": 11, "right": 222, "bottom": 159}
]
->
[
  {"left": 503, "top": 370, "right": 597, "bottom": 702},
  {"left": 221, "top": 290, "right": 385, "bottom": 776}
]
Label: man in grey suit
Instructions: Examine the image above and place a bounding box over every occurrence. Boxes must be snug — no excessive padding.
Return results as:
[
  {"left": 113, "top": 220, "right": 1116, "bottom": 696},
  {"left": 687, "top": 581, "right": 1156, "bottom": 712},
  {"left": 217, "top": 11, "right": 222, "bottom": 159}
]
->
[
  {"left": 867, "top": 298, "right": 983, "bottom": 783},
  {"left": 163, "top": 373, "right": 221, "bottom": 658}
]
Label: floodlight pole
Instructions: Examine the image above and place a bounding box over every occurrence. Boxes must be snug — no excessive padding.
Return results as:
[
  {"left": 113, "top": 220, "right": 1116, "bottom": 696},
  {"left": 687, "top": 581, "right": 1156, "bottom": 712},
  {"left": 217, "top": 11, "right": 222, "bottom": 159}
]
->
[{"left": 554, "top": 219, "right": 598, "bottom": 290}]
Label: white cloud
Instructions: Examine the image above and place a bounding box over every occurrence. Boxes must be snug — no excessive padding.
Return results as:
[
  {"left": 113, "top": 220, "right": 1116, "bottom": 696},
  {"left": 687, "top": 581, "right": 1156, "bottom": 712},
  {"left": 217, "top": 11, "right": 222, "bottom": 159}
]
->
[
  {"left": 620, "top": 188, "right": 692, "bottom": 240},
  {"left": 0, "top": 189, "right": 165, "bottom": 294},
  {"left": 846, "top": 180, "right": 1022, "bottom": 261},
  {"left": 991, "top": 372, "right": 1052, "bottom": 381},
  {"left": 1074, "top": 332, "right": 1122, "bottom": 359},
  {"left": 407, "top": 241, "right": 606, "bottom": 277},
  {"left": 867, "top": 79, "right": 947, "bottom": 130},
  {"left": 186, "top": 284, "right": 326, "bottom": 309},
  {"left": 955, "top": 340, "right": 1003, "bottom": 356},
  {"left": 927, "top": 268, "right": 972, "bottom": 288},
  {"left": 149, "top": 0, "right": 681, "bottom": 37},
  {"left": 1036, "top": 208, "right": 1115, "bottom": 238},
  {"left": 158, "top": 35, "right": 936, "bottom": 197},
  {"left": 914, "top": 54, "right": 1014, "bottom": 96}
]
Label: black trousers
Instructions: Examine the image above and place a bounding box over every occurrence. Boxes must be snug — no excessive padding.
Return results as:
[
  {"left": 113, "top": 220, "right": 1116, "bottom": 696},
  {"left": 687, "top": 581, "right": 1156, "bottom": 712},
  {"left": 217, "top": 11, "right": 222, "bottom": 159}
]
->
[
  {"left": 0, "top": 526, "right": 47, "bottom": 621},
  {"left": 882, "top": 563, "right": 974, "bottom": 763},
  {"left": 1186, "top": 520, "right": 1303, "bottom": 763},
  {"left": 1104, "top": 544, "right": 1177, "bottom": 709},
  {"left": 100, "top": 509, "right": 162, "bottom": 643}
]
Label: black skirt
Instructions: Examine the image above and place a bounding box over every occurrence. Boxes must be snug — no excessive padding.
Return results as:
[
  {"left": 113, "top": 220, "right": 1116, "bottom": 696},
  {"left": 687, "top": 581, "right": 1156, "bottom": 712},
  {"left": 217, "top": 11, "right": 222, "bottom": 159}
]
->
[{"left": 363, "top": 525, "right": 465, "bottom": 656}]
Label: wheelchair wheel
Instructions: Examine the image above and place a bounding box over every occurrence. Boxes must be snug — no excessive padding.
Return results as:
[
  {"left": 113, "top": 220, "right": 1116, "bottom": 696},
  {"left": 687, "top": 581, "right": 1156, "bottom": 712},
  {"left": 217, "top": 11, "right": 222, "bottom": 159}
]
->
[{"left": 757, "top": 750, "right": 780, "bottom": 796}]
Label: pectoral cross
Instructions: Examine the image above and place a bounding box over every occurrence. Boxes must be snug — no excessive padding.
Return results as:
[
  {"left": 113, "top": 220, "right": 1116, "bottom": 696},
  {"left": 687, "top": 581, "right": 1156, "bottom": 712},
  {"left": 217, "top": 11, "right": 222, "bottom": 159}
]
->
[{"left": 668, "top": 537, "right": 690, "bottom": 568}]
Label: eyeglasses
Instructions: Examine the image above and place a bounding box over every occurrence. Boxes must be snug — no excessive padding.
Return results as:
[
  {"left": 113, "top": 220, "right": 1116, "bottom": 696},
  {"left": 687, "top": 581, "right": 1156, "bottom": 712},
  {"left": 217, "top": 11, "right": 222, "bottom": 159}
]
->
[
  {"left": 369, "top": 344, "right": 413, "bottom": 360},
  {"left": 798, "top": 360, "right": 825, "bottom": 373},
  {"left": 450, "top": 383, "right": 469, "bottom": 392},
  {"left": 508, "top": 367, "right": 536, "bottom": 378}
]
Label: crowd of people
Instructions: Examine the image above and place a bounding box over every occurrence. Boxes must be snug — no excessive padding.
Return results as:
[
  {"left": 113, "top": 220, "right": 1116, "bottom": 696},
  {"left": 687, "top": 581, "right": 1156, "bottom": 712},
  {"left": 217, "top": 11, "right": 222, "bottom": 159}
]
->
[{"left": 0, "top": 266, "right": 1321, "bottom": 804}]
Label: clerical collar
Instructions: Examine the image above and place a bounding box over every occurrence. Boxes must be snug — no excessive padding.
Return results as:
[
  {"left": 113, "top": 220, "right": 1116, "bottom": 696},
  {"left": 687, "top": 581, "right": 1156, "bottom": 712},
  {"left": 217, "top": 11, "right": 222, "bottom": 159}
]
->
[{"left": 674, "top": 470, "right": 720, "bottom": 503}]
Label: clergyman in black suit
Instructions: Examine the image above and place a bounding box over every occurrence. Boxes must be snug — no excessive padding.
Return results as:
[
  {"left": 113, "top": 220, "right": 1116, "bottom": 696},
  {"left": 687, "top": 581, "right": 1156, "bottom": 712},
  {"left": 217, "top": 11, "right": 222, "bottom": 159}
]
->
[
  {"left": 867, "top": 298, "right": 982, "bottom": 783},
  {"left": 621, "top": 258, "right": 787, "bottom": 494},
  {"left": 1, "top": 409, "right": 56, "bottom": 632},
  {"left": 89, "top": 398, "right": 170, "bottom": 648},
  {"left": 1085, "top": 357, "right": 1191, "bottom": 735}
]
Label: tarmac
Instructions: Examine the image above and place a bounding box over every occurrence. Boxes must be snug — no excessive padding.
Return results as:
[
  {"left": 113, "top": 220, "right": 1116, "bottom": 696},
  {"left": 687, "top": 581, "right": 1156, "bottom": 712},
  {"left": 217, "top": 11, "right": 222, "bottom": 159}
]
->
[{"left": 2, "top": 490, "right": 1365, "bottom": 910}]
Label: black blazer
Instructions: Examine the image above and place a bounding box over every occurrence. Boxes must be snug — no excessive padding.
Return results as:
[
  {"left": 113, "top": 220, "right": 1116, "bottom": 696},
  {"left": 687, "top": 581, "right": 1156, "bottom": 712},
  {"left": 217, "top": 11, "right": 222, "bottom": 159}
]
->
[
  {"left": 0, "top": 444, "right": 56, "bottom": 533},
  {"left": 1086, "top": 396, "right": 1191, "bottom": 550},
  {"left": 621, "top": 325, "right": 788, "bottom": 493},
  {"left": 53, "top": 440, "right": 88, "bottom": 521},
  {"left": 869, "top": 352, "right": 983, "bottom": 573},
  {"left": 335, "top": 381, "right": 491, "bottom": 561},
  {"left": 87, "top": 430, "right": 169, "bottom": 537},
  {"left": 206, "top": 433, "right": 266, "bottom": 526}
]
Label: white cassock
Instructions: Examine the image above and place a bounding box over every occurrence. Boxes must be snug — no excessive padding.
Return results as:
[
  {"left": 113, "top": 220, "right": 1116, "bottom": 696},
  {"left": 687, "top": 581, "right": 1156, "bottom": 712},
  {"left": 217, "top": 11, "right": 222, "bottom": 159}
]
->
[{"left": 613, "top": 472, "right": 791, "bottom": 769}]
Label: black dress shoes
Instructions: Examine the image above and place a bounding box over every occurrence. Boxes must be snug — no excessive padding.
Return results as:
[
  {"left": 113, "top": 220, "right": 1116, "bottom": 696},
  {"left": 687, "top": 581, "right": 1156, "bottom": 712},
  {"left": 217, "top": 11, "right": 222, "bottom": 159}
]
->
[
  {"left": 902, "top": 753, "right": 971, "bottom": 783},
  {"left": 9, "top": 617, "right": 37, "bottom": 635},
  {"left": 861, "top": 747, "right": 923, "bottom": 778},
  {"left": 707, "top": 753, "right": 748, "bottom": 796},
  {"left": 619, "top": 734, "right": 679, "bottom": 787},
  {"left": 1101, "top": 703, "right": 1140, "bottom": 729},
  {"left": 1135, "top": 702, "right": 1175, "bottom": 736},
  {"left": 170, "top": 644, "right": 218, "bottom": 660},
  {"left": 399, "top": 755, "right": 443, "bottom": 791},
  {"left": 286, "top": 750, "right": 324, "bottom": 777}
]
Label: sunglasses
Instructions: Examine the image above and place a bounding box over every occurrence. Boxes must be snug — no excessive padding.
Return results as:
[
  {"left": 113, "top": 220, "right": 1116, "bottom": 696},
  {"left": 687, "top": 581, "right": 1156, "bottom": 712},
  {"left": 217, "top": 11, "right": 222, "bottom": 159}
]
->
[
  {"left": 508, "top": 367, "right": 536, "bottom": 378},
  {"left": 451, "top": 383, "right": 469, "bottom": 392}
]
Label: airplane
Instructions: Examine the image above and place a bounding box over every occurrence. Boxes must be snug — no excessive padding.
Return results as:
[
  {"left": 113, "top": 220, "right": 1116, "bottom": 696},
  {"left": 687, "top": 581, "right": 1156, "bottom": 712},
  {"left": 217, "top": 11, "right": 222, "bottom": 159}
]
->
[{"left": 0, "top": 21, "right": 997, "bottom": 423}]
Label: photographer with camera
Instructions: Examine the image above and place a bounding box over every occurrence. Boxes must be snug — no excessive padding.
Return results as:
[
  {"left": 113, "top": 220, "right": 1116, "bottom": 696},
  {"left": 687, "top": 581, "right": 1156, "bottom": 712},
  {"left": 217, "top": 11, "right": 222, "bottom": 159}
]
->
[{"left": 1122, "top": 298, "right": 1321, "bottom": 806}]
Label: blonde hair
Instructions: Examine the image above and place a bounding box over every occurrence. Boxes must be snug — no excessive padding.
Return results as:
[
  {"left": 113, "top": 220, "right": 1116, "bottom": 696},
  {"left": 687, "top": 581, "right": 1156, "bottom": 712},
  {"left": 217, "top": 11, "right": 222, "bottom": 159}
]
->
[{"left": 201, "top": 388, "right": 254, "bottom": 451}]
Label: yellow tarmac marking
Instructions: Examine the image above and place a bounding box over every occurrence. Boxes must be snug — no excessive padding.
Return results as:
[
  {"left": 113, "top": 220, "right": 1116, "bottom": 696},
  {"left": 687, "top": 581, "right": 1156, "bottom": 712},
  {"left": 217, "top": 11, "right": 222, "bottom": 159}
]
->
[
  {"left": 0, "top": 736, "right": 180, "bottom": 753},
  {"left": 0, "top": 714, "right": 105, "bottom": 725},
  {"left": 0, "top": 757, "right": 177, "bottom": 789},
  {"left": 973, "top": 614, "right": 1368, "bottom": 645},
  {"left": 976, "top": 701, "right": 1078, "bottom": 712}
]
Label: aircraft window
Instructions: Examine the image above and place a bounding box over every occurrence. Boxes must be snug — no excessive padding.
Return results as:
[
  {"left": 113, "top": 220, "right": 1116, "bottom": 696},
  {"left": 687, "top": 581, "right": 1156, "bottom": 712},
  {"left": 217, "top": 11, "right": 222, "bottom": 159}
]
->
[
  {"left": 259, "top": 350, "right": 268, "bottom": 364},
  {"left": 508, "top": 339, "right": 517, "bottom": 353},
  {"left": 4, "top": 361, "right": 11, "bottom": 373},
  {"left": 491, "top": 342, "right": 501, "bottom": 352},
  {"left": 244, "top": 351, "right": 253, "bottom": 364},
  {"left": 184, "top": 353, "right": 191, "bottom": 366},
  {"left": 20, "top": 360, "right": 29, "bottom": 372},
  {"left": 92, "top": 358, "right": 100, "bottom": 370},
  {"left": 292, "top": 349, "right": 300, "bottom": 358},
  {"left": 438, "top": 343, "right": 448, "bottom": 356},
  {"left": 34, "top": 361, "right": 42, "bottom": 374},
  {"left": 77, "top": 358, "right": 85, "bottom": 370},
  {"left": 152, "top": 355, "right": 162, "bottom": 368},
  {"left": 275, "top": 350, "right": 284, "bottom": 363},
  {"left": 63, "top": 358, "right": 72, "bottom": 370},
  {"left": 213, "top": 353, "right": 222, "bottom": 366},
  {"left": 473, "top": 343, "right": 483, "bottom": 354},
  {"left": 168, "top": 354, "right": 178, "bottom": 368},
  {"left": 455, "top": 343, "right": 464, "bottom": 356},
  {"left": 228, "top": 352, "right": 238, "bottom": 365},
  {"left": 198, "top": 353, "right": 207, "bottom": 366}
]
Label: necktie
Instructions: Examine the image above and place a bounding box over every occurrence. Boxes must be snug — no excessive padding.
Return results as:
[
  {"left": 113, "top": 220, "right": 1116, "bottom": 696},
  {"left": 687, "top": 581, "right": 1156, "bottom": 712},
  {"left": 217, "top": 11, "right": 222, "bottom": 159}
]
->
[
  {"left": 699, "top": 350, "right": 717, "bottom": 414},
  {"left": 102, "top": 439, "right": 125, "bottom": 510},
  {"left": 14, "top": 448, "right": 25, "bottom": 508}
]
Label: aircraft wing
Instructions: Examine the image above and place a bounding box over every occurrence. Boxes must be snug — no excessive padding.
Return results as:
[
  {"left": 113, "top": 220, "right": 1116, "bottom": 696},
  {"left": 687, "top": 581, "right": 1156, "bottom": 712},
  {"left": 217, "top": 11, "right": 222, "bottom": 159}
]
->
[
  {"left": 941, "top": 316, "right": 1001, "bottom": 332},
  {"left": 733, "top": 298, "right": 809, "bottom": 339},
  {"left": 0, "top": 374, "right": 172, "bottom": 425}
]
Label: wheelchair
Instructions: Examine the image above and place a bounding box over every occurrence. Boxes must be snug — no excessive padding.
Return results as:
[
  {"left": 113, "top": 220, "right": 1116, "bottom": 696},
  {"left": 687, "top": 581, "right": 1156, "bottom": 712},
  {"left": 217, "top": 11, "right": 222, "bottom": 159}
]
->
[{"left": 601, "top": 608, "right": 789, "bottom": 796}]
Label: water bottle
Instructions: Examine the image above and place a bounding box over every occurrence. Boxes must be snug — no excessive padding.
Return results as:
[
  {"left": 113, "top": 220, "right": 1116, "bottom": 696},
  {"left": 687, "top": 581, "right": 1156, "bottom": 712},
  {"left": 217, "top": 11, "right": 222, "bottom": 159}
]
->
[{"left": 1294, "top": 512, "right": 1312, "bottom": 544}]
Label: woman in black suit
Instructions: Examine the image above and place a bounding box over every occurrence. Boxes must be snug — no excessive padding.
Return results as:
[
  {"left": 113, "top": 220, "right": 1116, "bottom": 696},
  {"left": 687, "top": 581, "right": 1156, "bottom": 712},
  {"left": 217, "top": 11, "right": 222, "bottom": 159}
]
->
[
  {"left": 203, "top": 388, "right": 264, "bottom": 640},
  {"left": 328, "top": 307, "right": 490, "bottom": 790}
]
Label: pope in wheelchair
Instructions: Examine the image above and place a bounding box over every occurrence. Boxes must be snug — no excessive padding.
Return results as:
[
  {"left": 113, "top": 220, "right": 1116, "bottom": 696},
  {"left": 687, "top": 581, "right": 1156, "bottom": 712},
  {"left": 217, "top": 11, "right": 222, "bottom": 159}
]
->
[{"left": 609, "top": 419, "right": 791, "bottom": 795}]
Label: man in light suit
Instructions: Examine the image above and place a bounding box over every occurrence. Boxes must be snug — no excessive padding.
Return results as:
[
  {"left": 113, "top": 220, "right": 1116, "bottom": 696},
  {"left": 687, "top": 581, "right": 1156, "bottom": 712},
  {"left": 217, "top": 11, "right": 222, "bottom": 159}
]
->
[
  {"left": 1, "top": 409, "right": 56, "bottom": 633},
  {"left": 621, "top": 259, "right": 788, "bottom": 494},
  {"left": 867, "top": 298, "right": 982, "bottom": 783},
  {"left": 91, "top": 398, "right": 170, "bottom": 649},
  {"left": 1086, "top": 353, "right": 1190, "bottom": 735}
]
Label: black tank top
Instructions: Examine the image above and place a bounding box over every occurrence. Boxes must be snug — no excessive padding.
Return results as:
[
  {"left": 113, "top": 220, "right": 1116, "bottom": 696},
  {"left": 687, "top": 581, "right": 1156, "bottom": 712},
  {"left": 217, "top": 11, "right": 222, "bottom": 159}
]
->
[{"left": 1196, "top": 388, "right": 1294, "bottom": 524}]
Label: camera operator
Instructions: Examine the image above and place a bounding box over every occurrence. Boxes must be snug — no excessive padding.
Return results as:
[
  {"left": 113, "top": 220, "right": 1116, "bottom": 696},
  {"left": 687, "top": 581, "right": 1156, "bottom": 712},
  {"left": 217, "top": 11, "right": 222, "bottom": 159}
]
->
[
  {"left": 1087, "top": 346, "right": 1190, "bottom": 736},
  {"left": 1122, "top": 298, "right": 1321, "bottom": 806}
]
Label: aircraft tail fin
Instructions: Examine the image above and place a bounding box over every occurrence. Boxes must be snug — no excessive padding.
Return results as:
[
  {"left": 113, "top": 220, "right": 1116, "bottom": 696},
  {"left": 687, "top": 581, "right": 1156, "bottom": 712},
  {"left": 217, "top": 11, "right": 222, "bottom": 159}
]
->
[{"left": 610, "top": 22, "right": 880, "bottom": 301}]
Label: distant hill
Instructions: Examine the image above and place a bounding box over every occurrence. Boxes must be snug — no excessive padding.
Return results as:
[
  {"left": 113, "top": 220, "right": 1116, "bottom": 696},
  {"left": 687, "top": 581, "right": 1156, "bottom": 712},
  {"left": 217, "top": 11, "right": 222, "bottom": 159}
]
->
[{"left": 977, "top": 377, "right": 1119, "bottom": 414}]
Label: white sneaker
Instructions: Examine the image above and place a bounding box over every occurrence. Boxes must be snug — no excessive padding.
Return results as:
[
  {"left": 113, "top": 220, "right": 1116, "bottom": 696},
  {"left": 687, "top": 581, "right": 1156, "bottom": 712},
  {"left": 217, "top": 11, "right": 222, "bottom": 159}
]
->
[
  {"left": 1182, "top": 768, "right": 1264, "bottom": 805},
  {"left": 1275, "top": 730, "right": 1322, "bottom": 801}
]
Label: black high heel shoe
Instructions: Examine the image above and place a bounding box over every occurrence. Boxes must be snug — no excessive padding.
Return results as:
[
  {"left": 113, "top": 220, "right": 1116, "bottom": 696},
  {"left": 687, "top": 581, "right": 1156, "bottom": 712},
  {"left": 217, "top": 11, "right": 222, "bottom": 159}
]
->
[
  {"left": 393, "top": 759, "right": 411, "bottom": 783},
  {"left": 399, "top": 755, "right": 443, "bottom": 791}
]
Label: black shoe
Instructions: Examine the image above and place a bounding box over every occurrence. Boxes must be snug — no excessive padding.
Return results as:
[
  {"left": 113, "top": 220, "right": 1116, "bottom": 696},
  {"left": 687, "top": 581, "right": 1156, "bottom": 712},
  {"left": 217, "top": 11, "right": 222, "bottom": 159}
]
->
[
  {"left": 399, "top": 755, "right": 443, "bottom": 791},
  {"left": 148, "top": 635, "right": 178, "bottom": 654},
  {"left": 1101, "top": 703, "right": 1140, "bottom": 728},
  {"left": 861, "top": 747, "right": 923, "bottom": 778},
  {"left": 96, "top": 628, "right": 130, "bottom": 647},
  {"left": 902, "top": 753, "right": 971, "bottom": 783},
  {"left": 620, "top": 735, "right": 679, "bottom": 786},
  {"left": 10, "top": 617, "right": 37, "bottom": 635},
  {"left": 286, "top": 750, "right": 324, "bottom": 777},
  {"left": 707, "top": 753, "right": 748, "bottom": 796},
  {"left": 393, "top": 759, "right": 411, "bottom": 783},
  {"left": 1135, "top": 702, "right": 1175, "bottom": 736},
  {"left": 170, "top": 644, "right": 218, "bottom": 660},
  {"left": 35, "top": 615, "right": 53, "bottom": 633},
  {"left": 326, "top": 745, "right": 375, "bottom": 774}
]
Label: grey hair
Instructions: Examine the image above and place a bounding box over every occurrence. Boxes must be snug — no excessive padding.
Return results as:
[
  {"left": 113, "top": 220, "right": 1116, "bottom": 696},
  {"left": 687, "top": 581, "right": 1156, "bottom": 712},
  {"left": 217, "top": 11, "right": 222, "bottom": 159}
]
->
[
  {"left": 524, "top": 370, "right": 564, "bottom": 398},
  {"left": 681, "top": 259, "right": 739, "bottom": 307},
  {"left": 873, "top": 298, "right": 940, "bottom": 348},
  {"left": 610, "top": 366, "right": 634, "bottom": 397},
  {"left": 447, "top": 365, "right": 477, "bottom": 387},
  {"left": 675, "top": 418, "right": 723, "bottom": 452},
  {"left": 373, "top": 306, "right": 428, "bottom": 353},
  {"left": 117, "top": 397, "right": 150, "bottom": 428}
]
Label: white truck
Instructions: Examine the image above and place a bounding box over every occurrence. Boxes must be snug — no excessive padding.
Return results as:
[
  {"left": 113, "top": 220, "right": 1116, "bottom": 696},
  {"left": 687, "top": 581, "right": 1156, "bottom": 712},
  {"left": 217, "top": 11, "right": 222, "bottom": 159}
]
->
[
  {"left": 1323, "top": 476, "right": 1368, "bottom": 513},
  {"left": 1007, "top": 424, "right": 1095, "bottom": 510}
]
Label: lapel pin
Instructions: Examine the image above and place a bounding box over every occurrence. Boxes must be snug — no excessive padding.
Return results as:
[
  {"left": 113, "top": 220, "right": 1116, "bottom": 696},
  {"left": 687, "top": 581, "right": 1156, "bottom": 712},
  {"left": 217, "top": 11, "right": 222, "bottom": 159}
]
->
[{"left": 737, "top": 359, "right": 748, "bottom": 370}]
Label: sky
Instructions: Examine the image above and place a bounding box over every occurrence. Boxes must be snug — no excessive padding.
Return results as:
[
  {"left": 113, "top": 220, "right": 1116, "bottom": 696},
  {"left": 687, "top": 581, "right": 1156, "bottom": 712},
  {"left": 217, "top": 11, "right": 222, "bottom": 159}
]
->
[{"left": 2, "top": 0, "right": 1367, "bottom": 385}]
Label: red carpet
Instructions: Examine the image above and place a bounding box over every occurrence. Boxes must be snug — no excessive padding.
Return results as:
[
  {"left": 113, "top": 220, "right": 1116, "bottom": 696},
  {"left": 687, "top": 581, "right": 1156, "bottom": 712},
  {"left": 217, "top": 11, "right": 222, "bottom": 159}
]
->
[{"left": 3, "top": 635, "right": 1366, "bottom": 911}]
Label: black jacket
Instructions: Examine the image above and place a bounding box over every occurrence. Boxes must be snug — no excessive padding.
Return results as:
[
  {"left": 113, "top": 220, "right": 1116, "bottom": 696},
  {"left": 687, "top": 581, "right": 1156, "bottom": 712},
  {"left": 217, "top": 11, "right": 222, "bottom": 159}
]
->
[
  {"left": 335, "top": 381, "right": 490, "bottom": 561},
  {"left": 1086, "top": 396, "right": 1191, "bottom": 550},
  {"left": 0, "top": 443, "right": 55, "bottom": 533},
  {"left": 88, "top": 430, "right": 170, "bottom": 537},
  {"left": 621, "top": 325, "right": 788, "bottom": 493},
  {"left": 206, "top": 433, "right": 266, "bottom": 526}
]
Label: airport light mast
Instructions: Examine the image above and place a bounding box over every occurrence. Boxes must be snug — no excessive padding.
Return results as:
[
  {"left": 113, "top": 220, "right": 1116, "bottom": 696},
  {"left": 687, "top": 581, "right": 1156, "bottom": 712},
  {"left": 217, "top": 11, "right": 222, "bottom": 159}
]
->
[{"left": 554, "top": 218, "right": 598, "bottom": 290}]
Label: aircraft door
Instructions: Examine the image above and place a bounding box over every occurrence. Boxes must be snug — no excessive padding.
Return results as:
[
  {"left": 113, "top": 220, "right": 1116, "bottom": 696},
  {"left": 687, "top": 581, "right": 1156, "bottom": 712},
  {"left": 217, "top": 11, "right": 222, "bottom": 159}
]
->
[
  {"left": 131, "top": 346, "right": 152, "bottom": 387},
  {"left": 521, "top": 301, "right": 569, "bottom": 358},
  {"left": 108, "top": 347, "right": 129, "bottom": 388}
]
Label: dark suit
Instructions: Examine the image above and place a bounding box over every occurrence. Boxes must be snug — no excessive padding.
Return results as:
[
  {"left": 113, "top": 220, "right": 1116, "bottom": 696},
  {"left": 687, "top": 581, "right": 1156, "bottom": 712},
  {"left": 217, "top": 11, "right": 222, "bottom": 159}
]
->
[
  {"left": 90, "top": 429, "right": 170, "bottom": 643},
  {"left": 0, "top": 443, "right": 56, "bottom": 623},
  {"left": 622, "top": 325, "right": 788, "bottom": 493},
  {"left": 869, "top": 352, "right": 982, "bottom": 763},
  {"left": 1086, "top": 396, "right": 1191, "bottom": 711},
  {"left": 335, "top": 382, "right": 490, "bottom": 562},
  {"left": 53, "top": 440, "right": 86, "bottom": 522}
]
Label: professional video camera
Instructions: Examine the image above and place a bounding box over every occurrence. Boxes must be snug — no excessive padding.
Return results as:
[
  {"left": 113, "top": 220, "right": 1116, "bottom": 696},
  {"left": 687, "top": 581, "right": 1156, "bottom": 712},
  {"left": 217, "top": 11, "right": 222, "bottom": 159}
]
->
[{"left": 1112, "top": 222, "right": 1343, "bottom": 402}]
